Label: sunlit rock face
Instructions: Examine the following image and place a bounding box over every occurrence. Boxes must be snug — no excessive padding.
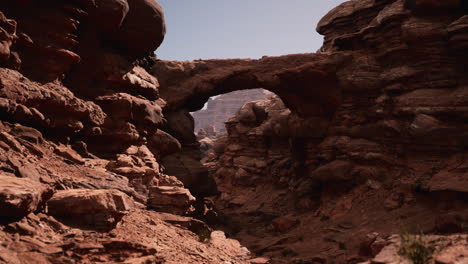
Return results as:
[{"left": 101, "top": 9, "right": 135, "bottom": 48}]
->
[
  {"left": 152, "top": 0, "right": 468, "bottom": 262},
  {"left": 192, "top": 89, "right": 273, "bottom": 134},
  {"left": 0, "top": 2, "right": 250, "bottom": 263},
  {"left": 0, "top": 0, "right": 165, "bottom": 83},
  {"left": 0, "top": 0, "right": 468, "bottom": 263},
  {"left": 0, "top": 0, "right": 168, "bottom": 154}
]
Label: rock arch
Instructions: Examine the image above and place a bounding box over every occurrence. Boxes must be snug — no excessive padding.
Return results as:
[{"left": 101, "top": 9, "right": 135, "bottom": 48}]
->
[
  {"left": 151, "top": 53, "right": 347, "bottom": 119},
  {"left": 150, "top": 53, "right": 350, "bottom": 196}
]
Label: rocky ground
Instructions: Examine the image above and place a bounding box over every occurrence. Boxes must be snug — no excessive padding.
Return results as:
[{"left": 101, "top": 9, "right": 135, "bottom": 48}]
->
[
  {"left": 0, "top": 0, "right": 467, "bottom": 263},
  {"left": 207, "top": 96, "right": 468, "bottom": 263}
]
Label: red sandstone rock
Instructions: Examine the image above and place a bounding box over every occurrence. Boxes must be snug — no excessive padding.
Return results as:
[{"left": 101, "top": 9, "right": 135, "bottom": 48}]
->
[
  {"left": 249, "top": 257, "right": 271, "bottom": 264},
  {"left": 148, "top": 186, "right": 196, "bottom": 216},
  {"left": 0, "top": 175, "right": 51, "bottom": 217},
  {"left": 192, "top": 89, "right": 273, "bottom": 133},
  {"left": 47, "top": 189, "right": 134, "bottom": 216},
  {"left": 152, "top": 53, "right": 344, "bottom": 117},
  {"left": 148, "top": 129, "right": 182, "bottom": 159},
  {"left": 405, "top": 0, "right": 461, "bottom": 11},
  {"left": 54, "top": 144, "right": 85, "bottom": 164},
  {"left": 0, "top": 0, "right": 468, "bottom": 263},
  {"left": 109, "top": 0, "right": 166, "bottom": 56},
  {"left": 47, "top": 189, "right": 135, "bottom": 229},
  {"left": 0, "top": 11, "right": 16, "bottom": 65},
  {"left": 94, "top": 0, "right": 129, "bottom": 32}
]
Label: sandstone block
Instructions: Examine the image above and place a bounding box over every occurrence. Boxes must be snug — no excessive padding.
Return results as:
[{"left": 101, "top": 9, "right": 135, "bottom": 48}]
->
[
  {"left": 0, "top": 176, "right": 51, "bottom": 217},
  {"left": 148, "top": 186, "right": 195, "bottom": 215},
  {"left": 47, "top": 189, "right": 134, "bottom": 216}
]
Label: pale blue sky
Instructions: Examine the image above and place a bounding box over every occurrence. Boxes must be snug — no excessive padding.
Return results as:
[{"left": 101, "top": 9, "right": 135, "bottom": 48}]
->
[{"left": 156, "top": 1, "right": 347, "bottom": 61}]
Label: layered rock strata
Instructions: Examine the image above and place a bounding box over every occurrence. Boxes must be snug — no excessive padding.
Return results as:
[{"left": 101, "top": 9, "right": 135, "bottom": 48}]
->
[
  {"left": 151, "top": 0, "right": 468, "bottom": 263},
  {"left": 0, "top": 0, "right": 251, "bottom": 263},
  {"left": 0, "top": 0, "right": 467, "bottom": 263},
  {"left": 192, "top": 89, "right": 273, "bottom": 134}
]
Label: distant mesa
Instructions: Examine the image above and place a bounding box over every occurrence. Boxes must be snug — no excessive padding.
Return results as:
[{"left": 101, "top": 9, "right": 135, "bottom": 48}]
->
[{"left": 191, "top": 89, "right": 273, "bottom": 134}]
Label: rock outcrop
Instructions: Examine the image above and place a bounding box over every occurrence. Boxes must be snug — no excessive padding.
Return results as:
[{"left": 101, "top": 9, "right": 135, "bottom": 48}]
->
[
  {"left": 150, "top": 0, "right": 468, "bottom": 263},
  {"left": 0, "top": 176, "right": 52, "bottom": 218},
  {"left": 0, "top": 0, "right": 250, "bottom": 263},
  {"left": 148, "top": 186, "right": 196, "bottom": 215},
  {"left": 192, "top": 89, "right": 273, "bottom": 133},
  {"left": 0, "top": 0, "right": 467, "bottom": 263},
  {"left": 47, "top": 189, "right": 135, "bottom": 229}
]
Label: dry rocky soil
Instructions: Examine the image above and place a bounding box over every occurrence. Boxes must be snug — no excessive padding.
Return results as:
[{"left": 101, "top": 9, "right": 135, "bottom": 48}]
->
[{"left": 0, "top": 0, "right": 467, "bottom": 263}]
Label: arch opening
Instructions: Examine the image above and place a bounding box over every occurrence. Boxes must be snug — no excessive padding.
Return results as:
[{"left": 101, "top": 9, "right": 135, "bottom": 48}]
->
[
  {"left": 152, "top": 55, "right": 343, "bottom": 197},
  {"left": 192, "top": 88, "right": 274, "bottom": 136}
]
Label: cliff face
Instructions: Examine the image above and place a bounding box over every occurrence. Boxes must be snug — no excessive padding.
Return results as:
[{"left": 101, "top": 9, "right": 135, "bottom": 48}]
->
[
  {"left": 192, "top": 89, "right": 273, "bottom": 134},
  {"left": 152, "top": 0, "right": 468, "bottom": 263},
  {"left": 0, "top": 0, "right": 467, "bottom": 264},
  {"left": 0, "top": 1, "right": 249, "bottom": 263}
]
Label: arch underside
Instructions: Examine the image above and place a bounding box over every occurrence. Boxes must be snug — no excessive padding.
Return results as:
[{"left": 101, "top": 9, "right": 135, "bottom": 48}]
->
[{"left": 152, "top": 52, "right": 347, "bottom": 119}]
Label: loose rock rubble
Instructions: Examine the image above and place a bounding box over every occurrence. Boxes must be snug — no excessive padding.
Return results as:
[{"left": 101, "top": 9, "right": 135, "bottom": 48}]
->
[{"left": 0, "top": 0, "right": 467, "bottom": 263}]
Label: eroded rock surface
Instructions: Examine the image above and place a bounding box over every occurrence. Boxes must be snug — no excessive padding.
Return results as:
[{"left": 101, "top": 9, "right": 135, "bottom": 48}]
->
[
  {"left": 150, "top": 0, "right": 468, "bottom": 263},
  {"left": 192, "top": 89, "right": 273, "bottom": 134},
  {"left": 0, "top": 0, "right": 249, "bottom": 262},
  {"left": 0, "top": 0, "right": 467, "bottom": 263}
]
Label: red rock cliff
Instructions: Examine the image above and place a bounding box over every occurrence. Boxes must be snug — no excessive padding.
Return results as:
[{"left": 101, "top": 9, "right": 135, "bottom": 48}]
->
[{"left": 0, "top": 0, "right": 467, "bottom": 263}]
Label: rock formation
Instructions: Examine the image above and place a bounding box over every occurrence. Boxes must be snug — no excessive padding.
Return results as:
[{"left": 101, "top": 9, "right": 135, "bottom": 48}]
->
[
  {"left": 0, "top": 0, "right": 250, "bottom": 263},
  {"left": 192, "top": 89, "right": 273, "bottom": 134},
  {"left": 151, "top": 0, "right": 468, "bottom": 263},
  {"left": 0, "top": 0, "right": 467, "bottom": 263}
]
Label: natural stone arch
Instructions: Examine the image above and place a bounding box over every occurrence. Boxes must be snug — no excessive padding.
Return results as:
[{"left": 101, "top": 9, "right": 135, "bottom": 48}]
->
[
  {"left": 151, "top": 52, "right": 348, "bottom": 119},
  {"left": 150, "top": 53, "right": 349, "bottom": 197}
]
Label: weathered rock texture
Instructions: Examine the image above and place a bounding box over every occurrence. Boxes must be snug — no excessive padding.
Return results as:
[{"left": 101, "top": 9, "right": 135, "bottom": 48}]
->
[
  {"left": 151, "top": 0, "right": 468, "bottom": 263},
  {"left": 192, "top": 89, "right": 273, "bottom": 133},
  {"left": 0, "top": 0, "right": 468, "bottom": 263},
  {"left": 0, "top": 0, "right": 251, "bottom": 263},
  {"left": 0, "top": 176, "right": 52, "bottom": 218}
]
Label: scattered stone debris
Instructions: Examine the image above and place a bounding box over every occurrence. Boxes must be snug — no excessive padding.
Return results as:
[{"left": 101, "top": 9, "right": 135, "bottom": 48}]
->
[{"left": 0, "top": 0, "right": 467, "bottom": 263}]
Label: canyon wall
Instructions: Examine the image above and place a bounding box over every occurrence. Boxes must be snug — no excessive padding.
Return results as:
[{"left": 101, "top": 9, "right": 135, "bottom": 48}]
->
[
  {"left": 153, "top": 0, "right": 468, "bottom": 263},
  {"left": 192, "top": 89, "right": 273, "bottom": 134},
  {"left": 0, "top": 0, "right": 466, "bottom": 263},
  {"left": 0, "top": 0, "right": 249, "bottom": 263}
]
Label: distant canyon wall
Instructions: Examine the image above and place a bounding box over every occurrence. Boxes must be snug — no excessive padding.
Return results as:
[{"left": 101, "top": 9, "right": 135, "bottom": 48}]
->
[{"left": 191, "top": 89, "right": 273, "bottom": 134}]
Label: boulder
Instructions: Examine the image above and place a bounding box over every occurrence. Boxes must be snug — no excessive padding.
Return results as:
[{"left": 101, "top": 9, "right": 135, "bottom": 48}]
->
[
  {"left": 54, "top": 144, "right": 85, "bottom": 164},
  {"left": 148, "top": 129, "right": 182, "bottom": 158},
  {"left": 0, "top": 175, "right": 52, "bottom": 217},
  {"left": 147, "top": 186, "right": 195, "bottom": 215},
  {"left": 47, "top": 189, "right": 134, "bottom": 216},
  {"left": 110, "top": 0, "right": 166, "bottom": 56},
  {"left": 435, "top": 245, "right": 468, "bottom": 264},
  {"left": 199, "top": 137, "right": 213, "bottom": 152},
  {"left": 94, "top": 0, "right": 130, "bottom": 32},
  {"left": 47, "top": 189, "right": 135, "bottom": 228},
  {"left": 164, "top": 110, "right": 197, "bottom": 144},
  {"left": 213, "top": 136, "right": 228, "bottom": 155},
  {"left": 10, "top": 125, "right": 43, "bottom": 144},
  {"left": 96, "top": 93, "right": 164, "bottom": 127},
  {"left": 120, "top": 66, "right": 160, "bottom": 100}
]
